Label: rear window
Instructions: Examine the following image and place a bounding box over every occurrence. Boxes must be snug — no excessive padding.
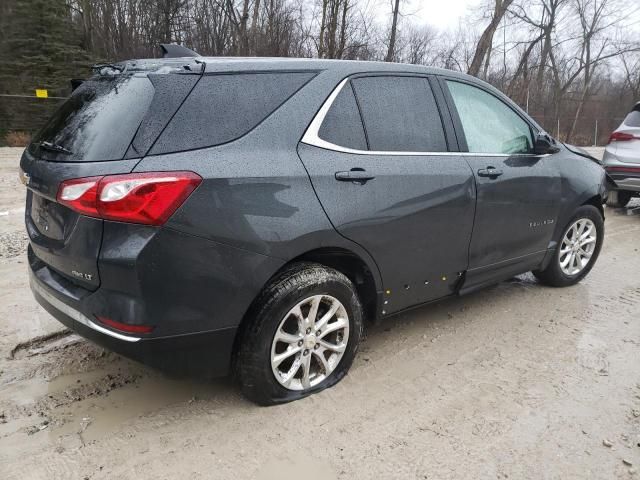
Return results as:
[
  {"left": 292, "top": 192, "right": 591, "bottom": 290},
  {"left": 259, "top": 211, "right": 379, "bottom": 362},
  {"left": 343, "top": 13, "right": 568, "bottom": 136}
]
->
[
  {"left": 624, "top": 106, "right": 640, "bottom": 127},
  {"left": 32, "top": 76, "right": 155, "bottom": 162},
  {"left": 150, "top": 72, "right": 315, "bottom": 155},
  {"left": 351, "top": 76, "right": 447, "bottom": 152}
]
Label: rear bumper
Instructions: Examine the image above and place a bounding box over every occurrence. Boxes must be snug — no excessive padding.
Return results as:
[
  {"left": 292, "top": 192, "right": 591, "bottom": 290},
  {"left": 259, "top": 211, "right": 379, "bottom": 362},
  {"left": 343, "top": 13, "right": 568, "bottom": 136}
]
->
[
  {"left": 30, "top": 262, "right": 237, "bottom": 378},
  {"left": 26, "top": 212, "right": 284, "bottom": 377},
  {"left": 604, "top": 170, "right": 640, "bottom": 193},
  {"left": 603, "top": 149, "right": 640, "bottom": 193}
]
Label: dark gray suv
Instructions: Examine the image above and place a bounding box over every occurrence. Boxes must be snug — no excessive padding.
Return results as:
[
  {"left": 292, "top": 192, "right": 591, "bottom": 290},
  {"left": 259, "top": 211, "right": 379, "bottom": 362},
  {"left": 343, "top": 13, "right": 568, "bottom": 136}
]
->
[{"left": 21, "top": 54, "right": 609, "bottom": 405}]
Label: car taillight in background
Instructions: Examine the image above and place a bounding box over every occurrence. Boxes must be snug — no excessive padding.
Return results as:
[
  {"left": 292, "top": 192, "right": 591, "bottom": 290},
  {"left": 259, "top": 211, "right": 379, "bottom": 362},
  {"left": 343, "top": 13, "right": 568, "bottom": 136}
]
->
[
  {"left": 605, "top": 165, "right": 640, "bottom": 174},
  {"left": 57, "top": 171, "right": 202, "bottom": 225},
  {"left": 608, "top": 132, "right": 640, "bottom": 143}
]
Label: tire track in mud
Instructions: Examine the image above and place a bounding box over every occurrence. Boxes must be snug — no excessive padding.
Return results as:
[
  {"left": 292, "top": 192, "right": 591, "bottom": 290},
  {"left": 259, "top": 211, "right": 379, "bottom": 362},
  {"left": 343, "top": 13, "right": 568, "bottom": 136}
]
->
[
  {"left": 1, "top": 370, "right": 143, "bottom": 426},
  {"left": 9, "top": 329, "right": 75, "bottom": 359}
]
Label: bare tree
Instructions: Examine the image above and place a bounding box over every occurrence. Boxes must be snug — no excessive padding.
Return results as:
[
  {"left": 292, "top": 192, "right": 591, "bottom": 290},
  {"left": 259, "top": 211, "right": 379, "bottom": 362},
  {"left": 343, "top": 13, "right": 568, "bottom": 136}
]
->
[
  {"left": 385, "top": 0, "right": 401, "bottom": 62},
  {"left": 399, "top": 24, "right": 437, "bottom": 65},
  {"left": 566, "top": 0, "right": 633, "bottom": 141},
  {"left": 468, "top": 0, "right": 514, "bottom": 77},
  {"left": 619, "top": 48, "right": 640, "bottom": 101}
]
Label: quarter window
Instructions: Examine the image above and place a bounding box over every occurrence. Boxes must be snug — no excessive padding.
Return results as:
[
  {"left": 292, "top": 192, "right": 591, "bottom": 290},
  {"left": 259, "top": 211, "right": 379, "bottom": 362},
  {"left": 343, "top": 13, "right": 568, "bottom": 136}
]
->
[
  {"left": 351, "top": 76, "right": 447, "bottom": 152},
  {"left": 446, "top": 81, "right": 533, "bottom": 154},
  {"left": 151, "top": 72, "right": 315, "bottom": 154}
]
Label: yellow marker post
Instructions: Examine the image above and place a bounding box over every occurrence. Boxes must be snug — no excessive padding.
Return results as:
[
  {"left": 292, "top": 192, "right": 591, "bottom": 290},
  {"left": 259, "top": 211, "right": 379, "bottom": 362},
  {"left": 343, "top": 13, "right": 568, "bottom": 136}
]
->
[{"left": 35, "top": 89, "right": 48, "bottom": 98}]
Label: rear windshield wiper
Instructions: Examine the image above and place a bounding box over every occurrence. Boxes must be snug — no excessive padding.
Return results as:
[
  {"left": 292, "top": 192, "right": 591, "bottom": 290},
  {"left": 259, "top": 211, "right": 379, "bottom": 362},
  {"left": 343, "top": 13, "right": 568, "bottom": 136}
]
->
[
  {"left": 91, "top": 63, "right": 126, "bottom": 75},
  {"left": 39, "top": 141, "right": 73, "bottom": 155}
]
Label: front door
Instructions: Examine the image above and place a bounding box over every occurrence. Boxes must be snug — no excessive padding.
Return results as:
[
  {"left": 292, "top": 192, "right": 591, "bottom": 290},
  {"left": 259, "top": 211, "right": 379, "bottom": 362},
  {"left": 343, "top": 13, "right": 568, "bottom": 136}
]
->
[
  {"left": 442, "top": 79, "right": 562, "bottom": 286},
  {"left": 298, "top": 75, "right": 476, "bottom": 314}
]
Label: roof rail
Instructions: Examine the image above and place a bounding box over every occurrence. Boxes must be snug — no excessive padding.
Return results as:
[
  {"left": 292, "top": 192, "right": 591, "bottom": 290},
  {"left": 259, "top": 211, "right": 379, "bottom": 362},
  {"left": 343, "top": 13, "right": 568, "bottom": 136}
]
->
[{"left": 160, "top": 44, "right": 199, "bottom": 58}]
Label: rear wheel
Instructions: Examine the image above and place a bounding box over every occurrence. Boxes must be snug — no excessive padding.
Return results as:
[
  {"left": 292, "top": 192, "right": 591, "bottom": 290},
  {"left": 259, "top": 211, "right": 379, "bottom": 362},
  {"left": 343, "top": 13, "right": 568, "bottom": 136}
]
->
[
  {"left": 236, "top": 262, "right": 363, "bottom": 405},
  {"left": 533, "top": 205, "right": 604, "bottom": 287},
  {"left": 606, "top": 190, "right": 632, "bottom": 208}
]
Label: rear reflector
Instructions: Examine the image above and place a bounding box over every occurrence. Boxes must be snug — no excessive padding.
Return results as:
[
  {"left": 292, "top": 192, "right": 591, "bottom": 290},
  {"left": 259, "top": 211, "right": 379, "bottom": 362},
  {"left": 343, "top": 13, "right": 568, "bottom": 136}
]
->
[
  {"left": 57, "top": 171, "right": 201, "bottom": 225},
  {"left": 608, "top": 132, "right": 640, "bottom": 143},
  {"left": 605, "top": 165, "right": 640, "bottom": 174},
  {"left": 95, "top": 316, "right": 154, "bottom": 334}
]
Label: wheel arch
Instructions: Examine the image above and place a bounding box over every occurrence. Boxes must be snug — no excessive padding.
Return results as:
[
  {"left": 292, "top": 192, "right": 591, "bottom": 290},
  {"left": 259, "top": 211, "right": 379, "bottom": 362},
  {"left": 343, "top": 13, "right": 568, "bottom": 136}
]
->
[
  {"left": 581, "top": 193, "right": 605, "bottom": 218},
  {"left": 231, "top": 246, "right": 381, "bottom": 371}
]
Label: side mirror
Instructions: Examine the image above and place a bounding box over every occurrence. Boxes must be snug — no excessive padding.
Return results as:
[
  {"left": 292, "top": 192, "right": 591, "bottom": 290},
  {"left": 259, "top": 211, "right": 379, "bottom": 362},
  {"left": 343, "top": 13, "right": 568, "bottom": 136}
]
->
[{"left": 534, "top": 133, "right": 560, "bottom": 155}]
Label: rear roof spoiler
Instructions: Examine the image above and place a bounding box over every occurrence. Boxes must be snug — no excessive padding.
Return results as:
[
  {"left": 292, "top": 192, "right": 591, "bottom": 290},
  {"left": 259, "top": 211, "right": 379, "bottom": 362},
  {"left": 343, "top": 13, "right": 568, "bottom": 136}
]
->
[{"left": 160, "top": 44, "right": 199, "bottom": 58}]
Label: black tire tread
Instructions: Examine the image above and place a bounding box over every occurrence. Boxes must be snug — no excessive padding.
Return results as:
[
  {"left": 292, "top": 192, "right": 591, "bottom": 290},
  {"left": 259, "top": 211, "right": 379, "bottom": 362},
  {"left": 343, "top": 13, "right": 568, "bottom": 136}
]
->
[
  {"left": 533, "top": 205, "right": 604, "bottom": 287},
  {"left": 236, "top": 262, "right": 363, "bottom": 406}
]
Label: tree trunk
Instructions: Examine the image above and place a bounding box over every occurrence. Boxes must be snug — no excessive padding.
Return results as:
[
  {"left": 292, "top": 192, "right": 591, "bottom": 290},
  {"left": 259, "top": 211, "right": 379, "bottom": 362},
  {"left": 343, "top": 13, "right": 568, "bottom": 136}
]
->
[
  {"left": 318, "top": 0, "right": 328, "bottom": 58},
  {"left": 238, "top": 0, "right": 250, "bottom": 55},
  {"left": 250, "top": 0, "right": 261, "bottom": 54},
  {"left": 468, "top": 0, "right": 514, "bottom": 77},
  {"left": 385, "top": 0, "right": 401, "bottom": 62}
]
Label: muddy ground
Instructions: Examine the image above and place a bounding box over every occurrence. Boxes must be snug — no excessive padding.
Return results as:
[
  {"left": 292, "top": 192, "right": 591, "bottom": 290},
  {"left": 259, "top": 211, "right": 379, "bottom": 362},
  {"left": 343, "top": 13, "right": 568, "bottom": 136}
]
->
[{"left": 1, "top": 146, "right": 639, "bottom": 479}]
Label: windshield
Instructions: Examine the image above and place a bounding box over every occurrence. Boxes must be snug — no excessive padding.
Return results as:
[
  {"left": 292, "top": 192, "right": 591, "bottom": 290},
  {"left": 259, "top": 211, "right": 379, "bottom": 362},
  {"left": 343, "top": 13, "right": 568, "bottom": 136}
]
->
[{"left": 31, "top": 75, "right": 155, "bottom": 162}]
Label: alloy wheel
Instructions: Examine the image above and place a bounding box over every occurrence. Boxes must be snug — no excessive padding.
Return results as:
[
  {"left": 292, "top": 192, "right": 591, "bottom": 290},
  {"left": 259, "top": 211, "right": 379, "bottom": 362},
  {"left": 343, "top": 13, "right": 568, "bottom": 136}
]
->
[
  {"left": 270, "top": 295, "right": 349, "bottom": 391},
  {"left": 559, "top": 218, "right": 597, "bottom": 276}
]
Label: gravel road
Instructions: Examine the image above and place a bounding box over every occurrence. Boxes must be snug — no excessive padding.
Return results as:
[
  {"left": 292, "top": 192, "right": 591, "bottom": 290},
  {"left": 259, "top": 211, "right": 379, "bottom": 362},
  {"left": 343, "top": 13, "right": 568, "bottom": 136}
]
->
[{"left": 1, "top": 147, "right": 639, "bottom": 479}]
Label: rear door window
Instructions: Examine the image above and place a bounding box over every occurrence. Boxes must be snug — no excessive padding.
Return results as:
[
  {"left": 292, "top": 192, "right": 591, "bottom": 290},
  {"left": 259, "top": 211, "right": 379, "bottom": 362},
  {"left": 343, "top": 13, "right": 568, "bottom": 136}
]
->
[
  {"left": 351, "top": 76, "right": 447, "bottom": 152},
  {"left": 150, "top": 72, "right": 315, "bottom": 154},
  {"left": 318, "top": 81, "right": 367, "bottom": 150},
  {"left": 446, "top": 80, "right": 533, "bottom": 154}
]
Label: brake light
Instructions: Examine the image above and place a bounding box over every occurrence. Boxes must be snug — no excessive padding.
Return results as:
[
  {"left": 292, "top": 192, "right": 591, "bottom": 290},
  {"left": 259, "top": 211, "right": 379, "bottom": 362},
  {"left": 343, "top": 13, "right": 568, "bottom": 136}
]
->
[
  {"left": 608, "top": 132, "right": 639, "bottom": 142},
  {"left": 57, "top": 172, "right": 201, "bottom": 225},
  {"left": 95, "top": 316, "right": 154, "bottom": 334}
]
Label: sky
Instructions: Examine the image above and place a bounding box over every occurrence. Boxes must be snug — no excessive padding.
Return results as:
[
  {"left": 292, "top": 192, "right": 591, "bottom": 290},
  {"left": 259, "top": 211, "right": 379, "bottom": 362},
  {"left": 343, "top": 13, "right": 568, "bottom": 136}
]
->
[
  {"left": 406, "top": 0, "right": 482, "bottom": 30},
  {"left": 401, "top": 0, "right": 640, "bottom": 32}
]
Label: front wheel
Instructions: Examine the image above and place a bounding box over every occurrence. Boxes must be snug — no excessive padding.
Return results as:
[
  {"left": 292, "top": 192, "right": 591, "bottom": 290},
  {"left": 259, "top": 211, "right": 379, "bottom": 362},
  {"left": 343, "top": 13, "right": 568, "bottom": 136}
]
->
[
  {"left": 533, "top": 205, "right": 604, "bottom": 287},
  {"left": 236, "top": 262, "right": 363, "bottom": 405}
]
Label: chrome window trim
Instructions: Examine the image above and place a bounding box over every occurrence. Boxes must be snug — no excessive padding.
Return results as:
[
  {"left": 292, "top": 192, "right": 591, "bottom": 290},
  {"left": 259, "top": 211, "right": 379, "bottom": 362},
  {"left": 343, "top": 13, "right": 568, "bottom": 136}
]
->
[
  {"left": 300, "top": 77, "right": 542, "bottom": 158},
  {"left": 31, "top": 278, "right": 142, "bottom": 343}
]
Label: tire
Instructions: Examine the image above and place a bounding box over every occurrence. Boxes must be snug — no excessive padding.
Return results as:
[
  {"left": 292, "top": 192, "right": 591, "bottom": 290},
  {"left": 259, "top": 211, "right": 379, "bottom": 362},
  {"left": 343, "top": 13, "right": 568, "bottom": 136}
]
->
[
  {"left": 606, "top": 190, "right": 632, "bottom": 208},
  {"left": 236, "top": 262, "right": 363, "bottom": 406},
  {"left": 533, "top": 205, "right": 604, "bottom": 287}
]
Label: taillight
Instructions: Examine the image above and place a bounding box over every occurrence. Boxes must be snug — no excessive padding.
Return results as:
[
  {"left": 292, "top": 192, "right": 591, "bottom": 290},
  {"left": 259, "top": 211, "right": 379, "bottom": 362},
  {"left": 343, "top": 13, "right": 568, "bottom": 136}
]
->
[
  {"left": 57, "top": 176, "right": 101, "bottom": 216},
  {"left": 605, "top": 165, "right": 640, "bottom": 174},
  {"left": 608, "top": 132, "right": 639, "bottom": 143},
  {"left": 57, "top": 172, "right": 201, "bottom": 225}
]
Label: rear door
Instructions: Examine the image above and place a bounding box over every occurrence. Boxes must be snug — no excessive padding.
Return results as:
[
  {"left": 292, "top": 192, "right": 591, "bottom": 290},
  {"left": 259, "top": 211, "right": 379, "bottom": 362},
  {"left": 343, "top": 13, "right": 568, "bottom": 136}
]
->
[
  {"left": 441, "top": 78, "right": 561, "bottom": 286},
  {"left": 298, "top": 74, "right": 476, "bottom": 314}
]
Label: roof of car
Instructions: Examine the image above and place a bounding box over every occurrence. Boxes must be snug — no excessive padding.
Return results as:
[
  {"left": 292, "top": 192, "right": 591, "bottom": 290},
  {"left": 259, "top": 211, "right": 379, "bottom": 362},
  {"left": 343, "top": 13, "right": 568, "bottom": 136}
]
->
[
  {"left": 126, "top": 55, "right": 469, "bottom": 79},
  {"left": 202, "top": 57, "right": 460, "bottom": 76}
]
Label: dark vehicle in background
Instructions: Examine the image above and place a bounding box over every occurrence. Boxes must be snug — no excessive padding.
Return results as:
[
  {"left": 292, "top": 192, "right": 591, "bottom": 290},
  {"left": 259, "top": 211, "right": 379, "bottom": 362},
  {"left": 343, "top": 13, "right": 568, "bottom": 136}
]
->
[
  {"left": 603, "top": 102, "right": 640, "bottom": 207},
  {"left": 21, "top": 52, "right": 609, "bottom": 405}
]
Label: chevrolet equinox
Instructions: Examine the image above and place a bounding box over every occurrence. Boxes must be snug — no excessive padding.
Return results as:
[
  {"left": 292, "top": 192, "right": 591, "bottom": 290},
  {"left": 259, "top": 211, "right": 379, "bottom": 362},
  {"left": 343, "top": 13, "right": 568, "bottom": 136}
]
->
[{"left": 21, "top": 51, "right": 609, "bottom": 405}]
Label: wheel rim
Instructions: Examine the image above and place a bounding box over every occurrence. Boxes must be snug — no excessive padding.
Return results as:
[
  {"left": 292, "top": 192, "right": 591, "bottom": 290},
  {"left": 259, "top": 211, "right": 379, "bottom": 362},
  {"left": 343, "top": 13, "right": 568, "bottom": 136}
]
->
[
  {"left": 559, "top": 218, "right": 597, "bottom": 276},
  {"left": 270, "top": 295, "right": 349, "bottom": 391}
]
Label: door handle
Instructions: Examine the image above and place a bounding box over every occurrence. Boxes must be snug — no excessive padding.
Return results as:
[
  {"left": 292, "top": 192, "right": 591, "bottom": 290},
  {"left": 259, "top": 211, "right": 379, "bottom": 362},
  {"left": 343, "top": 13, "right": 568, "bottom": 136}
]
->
[
  {"left": 477, "top": 167, "right": 503, "bottom": 178},
  {"left": 335, "top": 169, "right": 375, "bottom": 184}
]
